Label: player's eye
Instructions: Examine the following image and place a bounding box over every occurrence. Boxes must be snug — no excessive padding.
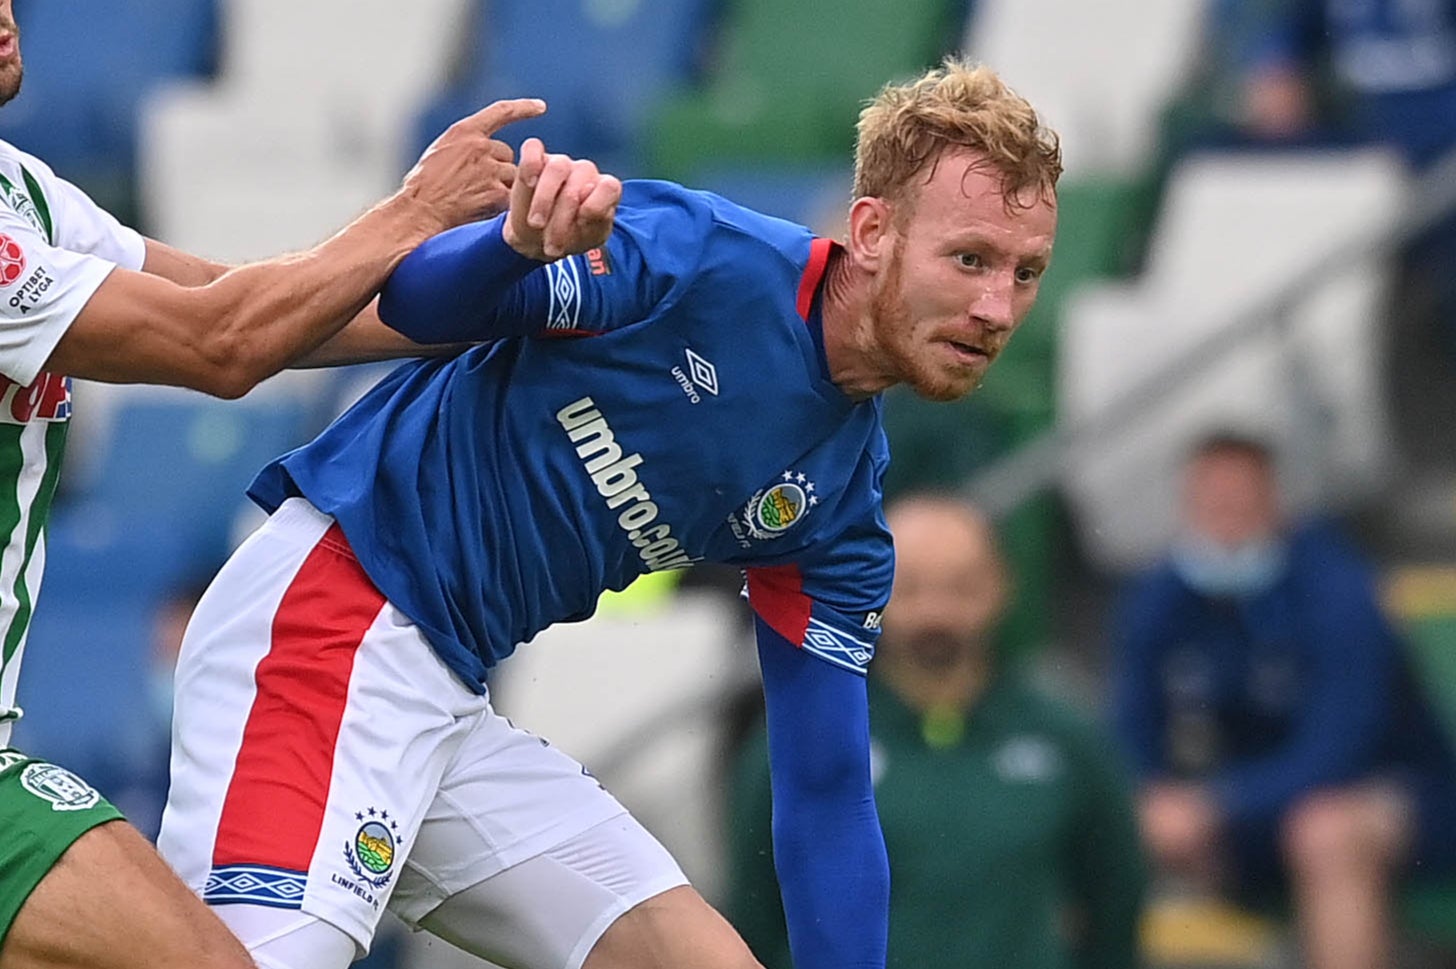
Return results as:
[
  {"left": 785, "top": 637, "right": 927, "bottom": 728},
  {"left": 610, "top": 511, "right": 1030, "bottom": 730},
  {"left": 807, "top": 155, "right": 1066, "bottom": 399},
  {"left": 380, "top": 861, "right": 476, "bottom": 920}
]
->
[
  {"left": 1015, "top": 266, "right": 1043, "bottom": 284},
  {"left": 956, "top": 252, "right": 983, "bottom": 269}
]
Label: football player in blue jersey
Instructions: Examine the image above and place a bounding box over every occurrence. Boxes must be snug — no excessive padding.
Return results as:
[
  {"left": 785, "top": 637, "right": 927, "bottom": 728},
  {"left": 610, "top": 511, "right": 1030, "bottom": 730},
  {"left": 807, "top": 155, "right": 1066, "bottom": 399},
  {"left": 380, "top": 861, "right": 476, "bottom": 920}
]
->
[{"left": 159, "top": 59, "right": 1061, "bottom": 969}]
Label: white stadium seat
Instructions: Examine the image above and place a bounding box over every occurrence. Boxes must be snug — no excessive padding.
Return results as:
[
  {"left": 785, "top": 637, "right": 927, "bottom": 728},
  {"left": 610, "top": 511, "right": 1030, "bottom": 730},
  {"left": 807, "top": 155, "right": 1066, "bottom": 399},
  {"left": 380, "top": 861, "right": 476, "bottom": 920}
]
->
[
  {"left": 220, "top": 0, "right": 468, "bottom": 129},
  {"left": 487, "top": 592, "right": 757, "bottom": 900},
  {"left": 966, "top": 0, "right": 1206, "bottom": 176},
  {"left": 1058, "top": 149, "right": 1407, "bottom": 571},
  {"left": 139, "top": 0, "right": 470, "bottom": 262},
  {"left": 140, "top": 81, "right": 396, "bottom": 262}
]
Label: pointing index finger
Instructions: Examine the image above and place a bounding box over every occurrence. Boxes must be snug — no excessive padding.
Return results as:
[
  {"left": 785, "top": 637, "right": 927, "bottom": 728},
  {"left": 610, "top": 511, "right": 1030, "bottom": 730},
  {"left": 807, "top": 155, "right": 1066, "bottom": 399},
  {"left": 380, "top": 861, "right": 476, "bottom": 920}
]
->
[{"left": 469, "top": 98, "right": 548, "bottom": 137}]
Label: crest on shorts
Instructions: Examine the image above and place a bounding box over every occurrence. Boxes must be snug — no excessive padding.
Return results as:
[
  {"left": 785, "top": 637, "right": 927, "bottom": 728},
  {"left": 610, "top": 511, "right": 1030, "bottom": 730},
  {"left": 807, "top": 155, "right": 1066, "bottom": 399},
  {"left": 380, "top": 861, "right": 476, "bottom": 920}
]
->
[
  {"left": 20, "top": 762, "right": 100, "bottom": 812},
  {"left": 343, "top": 807, "right": 402, "bottom": 889}
]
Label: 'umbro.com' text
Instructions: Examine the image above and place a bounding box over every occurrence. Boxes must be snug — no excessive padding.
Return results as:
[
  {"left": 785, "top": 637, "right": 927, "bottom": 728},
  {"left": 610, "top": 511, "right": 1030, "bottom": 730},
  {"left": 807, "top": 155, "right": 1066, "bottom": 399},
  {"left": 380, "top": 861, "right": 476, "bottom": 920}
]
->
[{"left": 555, "top": 397, "right": 697, "bottom": 571}]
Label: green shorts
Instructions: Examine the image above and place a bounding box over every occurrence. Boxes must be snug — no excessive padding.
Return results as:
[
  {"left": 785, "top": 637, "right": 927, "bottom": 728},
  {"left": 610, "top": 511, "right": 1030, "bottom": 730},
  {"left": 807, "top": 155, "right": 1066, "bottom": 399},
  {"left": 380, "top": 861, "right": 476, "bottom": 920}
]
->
[{"left": 0, "top": 747, "right": 122, "bottom": 948}]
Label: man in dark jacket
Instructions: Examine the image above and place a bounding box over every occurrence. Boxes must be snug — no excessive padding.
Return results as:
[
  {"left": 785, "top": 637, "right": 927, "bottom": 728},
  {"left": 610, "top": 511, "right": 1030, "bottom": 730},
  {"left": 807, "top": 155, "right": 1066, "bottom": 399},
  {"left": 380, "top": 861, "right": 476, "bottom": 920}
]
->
[{"left": 1112, "top": 431, "right": 1456, "bottom": 969}]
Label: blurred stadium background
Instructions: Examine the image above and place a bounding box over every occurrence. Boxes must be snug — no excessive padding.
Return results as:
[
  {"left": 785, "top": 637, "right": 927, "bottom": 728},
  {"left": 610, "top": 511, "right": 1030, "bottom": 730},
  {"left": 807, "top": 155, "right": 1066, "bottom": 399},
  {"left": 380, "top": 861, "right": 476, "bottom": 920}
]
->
[{"left": 9, "top": 0, "right": 1456, "bottom": 966}]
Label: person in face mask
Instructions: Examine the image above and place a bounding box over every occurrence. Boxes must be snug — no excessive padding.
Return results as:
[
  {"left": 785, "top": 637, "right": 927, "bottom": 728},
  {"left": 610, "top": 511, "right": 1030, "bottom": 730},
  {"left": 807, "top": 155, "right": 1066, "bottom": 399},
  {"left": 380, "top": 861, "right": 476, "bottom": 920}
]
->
[{"left": 1111, "top": 431, "right": 1456, "bottom": 969}]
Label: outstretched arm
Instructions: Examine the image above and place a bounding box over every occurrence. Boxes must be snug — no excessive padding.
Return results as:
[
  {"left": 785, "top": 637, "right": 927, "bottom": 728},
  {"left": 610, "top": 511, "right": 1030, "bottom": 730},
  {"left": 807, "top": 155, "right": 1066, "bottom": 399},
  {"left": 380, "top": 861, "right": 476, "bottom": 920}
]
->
[
  {"left": 40, "top": 99, "right": 545, "bottom": 397},
  {"left": 755, "top": 616, "right": 889, "bottom": 969},
  {"left": 139, "top": 239, "right": 464, "bottom": 367}
]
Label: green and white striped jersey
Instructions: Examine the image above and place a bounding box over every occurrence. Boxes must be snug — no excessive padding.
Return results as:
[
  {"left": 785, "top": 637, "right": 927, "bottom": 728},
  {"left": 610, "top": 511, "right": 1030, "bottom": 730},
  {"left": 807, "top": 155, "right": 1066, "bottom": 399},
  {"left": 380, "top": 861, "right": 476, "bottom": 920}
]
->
[{"left": 0, "top": 139, "right": 145, "bottom": 745}]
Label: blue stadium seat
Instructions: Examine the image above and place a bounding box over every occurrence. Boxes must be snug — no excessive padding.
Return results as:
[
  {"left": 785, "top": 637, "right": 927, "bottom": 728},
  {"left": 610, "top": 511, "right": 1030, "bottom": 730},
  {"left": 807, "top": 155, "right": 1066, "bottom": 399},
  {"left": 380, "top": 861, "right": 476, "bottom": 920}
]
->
[
  {"left": 410, "top": 0, "right": 717, "bottom": 177},
  {"left": 47, "top": 392, "right": 314, "bottom": 595},
  {"left": 0, "top": 0, "right": 219, "bottom": 216},
  {"left": 11, "top": 593, "right": 158, "bottom": 790},
  {"left": 14, "top": 390, "right": 314, "bottom": 789}
]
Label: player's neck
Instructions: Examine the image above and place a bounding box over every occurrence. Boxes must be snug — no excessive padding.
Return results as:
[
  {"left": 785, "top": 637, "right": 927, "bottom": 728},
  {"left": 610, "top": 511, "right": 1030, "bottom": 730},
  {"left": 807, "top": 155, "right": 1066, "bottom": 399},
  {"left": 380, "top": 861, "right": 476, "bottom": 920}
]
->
[{"left": 820, "top": 248, "right": 896, "bottom": 399}]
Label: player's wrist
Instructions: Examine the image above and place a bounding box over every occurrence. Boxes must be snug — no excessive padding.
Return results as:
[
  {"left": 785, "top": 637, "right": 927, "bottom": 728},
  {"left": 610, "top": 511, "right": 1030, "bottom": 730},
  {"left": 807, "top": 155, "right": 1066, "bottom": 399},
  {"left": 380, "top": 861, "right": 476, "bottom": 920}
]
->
[
  {"left": 377, "top": 190, "right": 454, "bottom": 251},
  {"left": 501, "top": 215, "right": 545, "bottom": 261}
]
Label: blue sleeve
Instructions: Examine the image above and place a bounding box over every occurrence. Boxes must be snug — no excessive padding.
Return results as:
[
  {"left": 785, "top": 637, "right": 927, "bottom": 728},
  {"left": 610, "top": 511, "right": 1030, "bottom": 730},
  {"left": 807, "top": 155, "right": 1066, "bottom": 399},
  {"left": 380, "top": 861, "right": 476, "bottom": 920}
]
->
[
  {"left": 1109, "top": 574, "right": 1175, "bottom": 779},
  {"left": 1211, "top": 548, "right": 1397, "bottom": 824},
  {"left": 755, "top": 616, "right": 888, "bottom": 969},
  {"left": 378, "top": 181, "right": 708, "bottom": 343},
  {"left": 377, "top": 215, "right": 545, "bottom": 342}
]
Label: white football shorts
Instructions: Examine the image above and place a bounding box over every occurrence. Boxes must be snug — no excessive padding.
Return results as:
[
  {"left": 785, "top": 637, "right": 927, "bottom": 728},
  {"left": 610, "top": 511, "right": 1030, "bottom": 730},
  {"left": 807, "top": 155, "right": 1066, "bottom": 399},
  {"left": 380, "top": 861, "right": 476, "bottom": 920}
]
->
[{"left": 158, "top": 497, "right": 687, "bottom": 967}]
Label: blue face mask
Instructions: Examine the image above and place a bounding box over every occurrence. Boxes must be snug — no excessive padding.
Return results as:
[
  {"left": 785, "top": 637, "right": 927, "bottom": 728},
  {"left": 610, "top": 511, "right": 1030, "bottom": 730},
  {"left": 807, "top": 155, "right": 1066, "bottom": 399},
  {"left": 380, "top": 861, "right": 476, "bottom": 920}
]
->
[{"left": 1171, "top": 533, "right": 1288, "bottom": 598}]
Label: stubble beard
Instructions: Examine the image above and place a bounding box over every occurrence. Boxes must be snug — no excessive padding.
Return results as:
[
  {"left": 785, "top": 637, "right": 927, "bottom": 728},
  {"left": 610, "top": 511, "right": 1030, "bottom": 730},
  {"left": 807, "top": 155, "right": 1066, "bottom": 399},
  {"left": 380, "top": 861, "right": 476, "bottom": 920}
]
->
[
  {"left": 870, "top": 243, "right": 978, "bottom": 403},
  {"left": 0, "top": 40, "right": 21, "bottom": 108},
  {"left": 0, "top": 66, "right": 21, "bottom": 108}
]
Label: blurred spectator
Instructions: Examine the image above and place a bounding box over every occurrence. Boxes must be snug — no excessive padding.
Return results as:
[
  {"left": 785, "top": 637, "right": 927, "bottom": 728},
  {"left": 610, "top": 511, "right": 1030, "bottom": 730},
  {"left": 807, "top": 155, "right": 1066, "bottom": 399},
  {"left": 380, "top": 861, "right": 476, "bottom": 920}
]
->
[
  {"left": 1221, "top": 0, "right": 1456, "bottom": 386},
  {"left": 1150, "top": 0, "right": 1456, "bottom": 171},
  {"left": 727, "top": 493, "right": 1145, "bottom": 969},
  {"left": 1217, "top": 0, "right": 1456, "bottom": 168},
  {"left": 1111, "top": 430, "right": 1456, "bottom": 969},
  {"left": 1142, "top": 0, "right": 1456, "bottom": 377}
]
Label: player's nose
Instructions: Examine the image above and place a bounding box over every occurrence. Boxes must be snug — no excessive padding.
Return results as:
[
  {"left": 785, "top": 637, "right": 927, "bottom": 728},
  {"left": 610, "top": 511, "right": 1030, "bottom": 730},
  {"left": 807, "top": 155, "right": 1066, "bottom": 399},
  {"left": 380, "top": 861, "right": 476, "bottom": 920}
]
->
[{"left": 969, "top": 275, "right": 1016, "bottom": 333}]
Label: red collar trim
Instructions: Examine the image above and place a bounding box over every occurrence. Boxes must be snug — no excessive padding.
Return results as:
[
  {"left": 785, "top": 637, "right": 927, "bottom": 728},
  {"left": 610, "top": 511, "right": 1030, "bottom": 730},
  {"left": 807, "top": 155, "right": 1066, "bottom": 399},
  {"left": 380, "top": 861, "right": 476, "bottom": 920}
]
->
[{"left": 796, "top": 238, "right": 834, "bottom": 321}]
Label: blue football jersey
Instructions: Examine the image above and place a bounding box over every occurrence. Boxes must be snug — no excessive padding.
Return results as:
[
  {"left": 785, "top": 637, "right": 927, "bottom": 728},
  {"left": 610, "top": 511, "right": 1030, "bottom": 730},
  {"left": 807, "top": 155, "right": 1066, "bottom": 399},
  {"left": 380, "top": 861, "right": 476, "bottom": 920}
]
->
[{"left": 249, "top": 181, "right": 894, "bottom": 690}]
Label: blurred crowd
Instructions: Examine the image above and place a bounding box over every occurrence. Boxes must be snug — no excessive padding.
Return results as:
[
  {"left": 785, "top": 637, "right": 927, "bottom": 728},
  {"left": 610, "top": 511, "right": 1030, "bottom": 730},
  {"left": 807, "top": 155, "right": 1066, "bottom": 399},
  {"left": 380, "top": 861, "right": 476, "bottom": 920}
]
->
[{"left": 11, "top": 0, "right": 1456, "bottom": 967}]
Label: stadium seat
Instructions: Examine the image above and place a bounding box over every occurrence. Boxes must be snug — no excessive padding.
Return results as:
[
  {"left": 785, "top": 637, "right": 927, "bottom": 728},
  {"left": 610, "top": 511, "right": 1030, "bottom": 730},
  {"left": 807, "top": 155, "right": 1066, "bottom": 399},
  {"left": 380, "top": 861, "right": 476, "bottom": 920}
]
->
[
  {"left": 11, "top": 592, "right": 159, "bottom": 789},
  {"left": 140, "top": 81, "right": 401, "bottom": 262},
  {"left": 0, "top": 0, "right": 219, "bottom": 222},
  {"left": 220, "top": 0, "right": 466, "bottom": 150},
  {"left": 489, "top": 591, "right": 756, "bottom": 898},
  {"left": 647, "top": 0, "right": 969, "bottom": 181},
  {"left": 141, "top": 0, "right": 466, "bottom": 257},
  {"left": 14, "top": 380, "right": 320, "bottom": 800},
  {"left": 46, "top": 383, "right": 317, "bottom": 593},
  {"left": 1057, "top": 149, "right": 1406, "bottom": 572},
  {"left": 412, "top": 0, "right": 718, "bottom": 177},
  {"left": 965, "top": 0, "right": 1204, "bottom": 177}
]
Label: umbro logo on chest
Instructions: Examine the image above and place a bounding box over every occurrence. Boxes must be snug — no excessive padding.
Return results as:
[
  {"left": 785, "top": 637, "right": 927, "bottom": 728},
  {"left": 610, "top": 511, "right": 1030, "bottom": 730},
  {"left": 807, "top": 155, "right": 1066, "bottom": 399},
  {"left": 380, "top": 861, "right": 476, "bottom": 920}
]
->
[{"left": 671, "top": 348, "right": 719, "bottom": 404}]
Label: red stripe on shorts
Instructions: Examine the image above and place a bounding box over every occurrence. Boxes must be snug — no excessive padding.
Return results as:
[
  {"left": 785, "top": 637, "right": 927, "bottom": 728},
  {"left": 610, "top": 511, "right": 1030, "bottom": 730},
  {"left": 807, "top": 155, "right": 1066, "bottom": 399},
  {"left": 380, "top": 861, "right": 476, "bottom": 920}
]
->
[{"left": 211, "top": 524, "right": 386, "bottom": 872}]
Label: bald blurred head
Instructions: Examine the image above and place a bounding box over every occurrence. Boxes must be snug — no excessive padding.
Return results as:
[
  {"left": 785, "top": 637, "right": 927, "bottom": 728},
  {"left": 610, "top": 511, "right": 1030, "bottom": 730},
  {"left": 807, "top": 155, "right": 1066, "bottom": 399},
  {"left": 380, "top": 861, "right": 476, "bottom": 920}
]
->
[{"left": 882, "top": 495, "right": 1008, "bottom": 672}]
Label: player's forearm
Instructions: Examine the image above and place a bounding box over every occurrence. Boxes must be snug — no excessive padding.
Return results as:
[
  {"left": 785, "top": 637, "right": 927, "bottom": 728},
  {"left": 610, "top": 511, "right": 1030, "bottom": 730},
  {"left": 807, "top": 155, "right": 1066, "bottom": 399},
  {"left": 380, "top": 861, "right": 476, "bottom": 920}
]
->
[
  {"left": 756, "top": 620, "right": 889, "bottom": 969},
  {"left": 141, "top": 237, "right": 230, "bottom": 286},
  {"left": 187, "top": 192, "right": 449, "bottom": 396},
  {"left": 771, "top": 786, "right": 889, "bottom": 969},
  {"left": 291, "top": 303, "right": 472, "bottom": 368},
  {"left": 378, "top": 214, "right": 545, "bottom": 344}
]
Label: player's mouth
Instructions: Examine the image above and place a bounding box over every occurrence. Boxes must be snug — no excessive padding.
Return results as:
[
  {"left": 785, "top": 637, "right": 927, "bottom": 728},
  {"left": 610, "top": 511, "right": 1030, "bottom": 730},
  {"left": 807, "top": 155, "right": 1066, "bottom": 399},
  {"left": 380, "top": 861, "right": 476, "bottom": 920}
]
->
[
  {"left": 942, "top": 338, "right": 989, "bottom": 367},
  {"left": 0, "top": 34, "right": 16, "bottom": 60}
]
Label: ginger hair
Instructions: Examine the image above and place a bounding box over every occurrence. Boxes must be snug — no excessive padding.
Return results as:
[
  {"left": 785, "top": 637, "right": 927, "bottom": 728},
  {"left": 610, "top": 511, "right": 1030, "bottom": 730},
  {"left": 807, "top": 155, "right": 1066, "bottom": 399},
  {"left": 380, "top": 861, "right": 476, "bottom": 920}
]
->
[{"left": 854, "top": 58, "right": 1062, "bottom": 211}]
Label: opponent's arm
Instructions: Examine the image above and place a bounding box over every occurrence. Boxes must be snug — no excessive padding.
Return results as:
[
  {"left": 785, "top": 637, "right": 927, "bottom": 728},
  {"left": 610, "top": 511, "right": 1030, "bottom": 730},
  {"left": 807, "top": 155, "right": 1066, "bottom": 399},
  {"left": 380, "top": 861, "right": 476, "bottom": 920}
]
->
[
  {"left": 43, "top": 98, "right": 544, "bottom": 397},
  {"left": 292, "top": 302, "right": 471, "bottom": 367},
  {"left": 141, "top": 238, "right": 466, "bottom": 367},
  {"left": 755, "top": 616, "right": 889, "bottom": 969},
  {"left": 140, "top": 237, "right": 228, "bottom": 287}
]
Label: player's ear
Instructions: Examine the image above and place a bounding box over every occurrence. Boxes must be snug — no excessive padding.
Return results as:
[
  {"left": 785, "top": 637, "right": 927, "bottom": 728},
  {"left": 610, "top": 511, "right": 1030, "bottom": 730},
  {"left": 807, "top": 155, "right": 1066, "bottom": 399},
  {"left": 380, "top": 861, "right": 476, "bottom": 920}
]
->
[{"left": 847, "top": 196, "right": 895, "bottom": 272}]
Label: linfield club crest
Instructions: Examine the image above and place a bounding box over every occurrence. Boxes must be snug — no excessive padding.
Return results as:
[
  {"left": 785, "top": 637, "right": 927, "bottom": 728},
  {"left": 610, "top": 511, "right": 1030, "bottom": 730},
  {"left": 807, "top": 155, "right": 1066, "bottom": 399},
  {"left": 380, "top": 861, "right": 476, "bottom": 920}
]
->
[
  {"left": 344, "top": 807, "right": 403, "bottom": 890},
  {"left": 742, "top": 470, "right": 819, "bottom": 541}
]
